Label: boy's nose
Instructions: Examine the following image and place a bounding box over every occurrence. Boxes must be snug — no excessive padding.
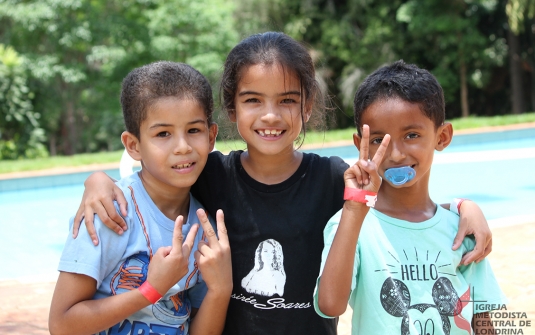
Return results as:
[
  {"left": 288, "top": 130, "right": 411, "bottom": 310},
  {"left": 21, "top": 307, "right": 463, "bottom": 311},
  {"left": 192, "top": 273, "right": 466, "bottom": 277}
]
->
[
  {"left": 388, "top": 141, "right": 406, "bottom": 163},
  {"left": 174, "top": 136, "right": 192, "bottom": 154}
]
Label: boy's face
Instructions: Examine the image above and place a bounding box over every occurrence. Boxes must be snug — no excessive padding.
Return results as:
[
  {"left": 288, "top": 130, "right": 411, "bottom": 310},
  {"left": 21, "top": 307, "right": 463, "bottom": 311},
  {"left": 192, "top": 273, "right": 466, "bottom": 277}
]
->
[
  {"left": 123, "top": 97, "right": 217, "bottom": 193},
  {"left": 354, "top": 97, "right": 452, "bottom": 188}
]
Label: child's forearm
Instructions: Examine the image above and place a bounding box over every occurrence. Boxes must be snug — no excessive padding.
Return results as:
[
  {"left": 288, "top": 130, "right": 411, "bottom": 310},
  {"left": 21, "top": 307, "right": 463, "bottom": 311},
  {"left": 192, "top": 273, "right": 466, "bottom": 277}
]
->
[
  {"left": 57, "top": 292, "right": 149, "bottom": 335},
  {"left": 473, "top": 312, "right": 494, "bottom": 333},
  {"left": 317, "top": 201, "right": 369, "bottom": 317},
  {"left": 50, "top": 287, "right": 151, "bottom": 335},
  {"left": 189, "top": 287, "right": 232, "bottom": 335}
]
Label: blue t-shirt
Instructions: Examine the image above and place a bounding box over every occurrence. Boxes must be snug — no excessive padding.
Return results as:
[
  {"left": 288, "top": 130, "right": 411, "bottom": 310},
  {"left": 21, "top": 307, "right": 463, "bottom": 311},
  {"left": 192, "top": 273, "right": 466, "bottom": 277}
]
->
[
  {"left": 59, "top": 172, "right": 210, "bottom": 335},
  {"left": 314, "top": 205, "right": 507, "bottom": 335}
]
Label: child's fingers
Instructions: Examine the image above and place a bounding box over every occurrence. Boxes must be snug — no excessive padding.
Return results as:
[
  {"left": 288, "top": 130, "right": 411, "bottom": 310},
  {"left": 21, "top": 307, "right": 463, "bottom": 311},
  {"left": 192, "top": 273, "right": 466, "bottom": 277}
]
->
[
  {"left": 73, "top": 207, "right": 84, "bottom": 239},
  {"left": 359, "top": 125, "right": 370, "bottom": 162},
  {"left": 345, "top": 163, "right": 366, "bottom": 188},
  {"left": 182, "top": 223, "right": 198, "bottom": 258},
  {"left": 196, "top": 208, "right": 218, "bottom": 245},
  {"left": 114, "top": 188, "right": 129, "bottom": 227},
  {"left": 98, "top": 200, "right": 125, "bottom": 236},
  {"left": 371, "top": 134, "right": 390, "bottom": 167},
  {"left": 83, "top": 209, "right": 99, "bottom": 245},
  {"left": 158, "top": 246, "right": 173, "bottom": 257},
  {"left": 170, "top": 216, "right": 185, "bottom": 255},
  {"left": 215, "top": 210, "right": 229, "bottom": 248},
  {"left": 460, "top": 230, "right": 492, "bottom": 265}
]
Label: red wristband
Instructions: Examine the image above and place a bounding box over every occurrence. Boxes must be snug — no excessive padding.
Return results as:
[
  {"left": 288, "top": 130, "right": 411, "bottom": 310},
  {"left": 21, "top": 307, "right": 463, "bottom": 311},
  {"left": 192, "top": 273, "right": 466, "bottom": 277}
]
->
[
  {"left": 138, "top": 281, "right": 162, "bottom": 304},
  {"left": 344, "top": 188, "right": 378, "bottom": 207}
]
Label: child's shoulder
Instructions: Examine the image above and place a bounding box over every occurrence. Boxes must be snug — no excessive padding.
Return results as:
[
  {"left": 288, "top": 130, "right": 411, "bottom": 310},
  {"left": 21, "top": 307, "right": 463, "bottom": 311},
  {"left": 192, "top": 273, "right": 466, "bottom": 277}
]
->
[
  {"left": 304, "top": 152, "right": 347, "bottom": 165},
  {"left": 115, "top": 172, "right": 152, "bottom": 202}
]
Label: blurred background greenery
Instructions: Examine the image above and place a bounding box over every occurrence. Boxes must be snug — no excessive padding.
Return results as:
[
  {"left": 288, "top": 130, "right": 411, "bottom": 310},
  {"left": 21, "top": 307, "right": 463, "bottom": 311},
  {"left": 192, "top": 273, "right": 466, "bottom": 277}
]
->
[{"left": 1, "top": 0, "right": 534, "bottom": 161}]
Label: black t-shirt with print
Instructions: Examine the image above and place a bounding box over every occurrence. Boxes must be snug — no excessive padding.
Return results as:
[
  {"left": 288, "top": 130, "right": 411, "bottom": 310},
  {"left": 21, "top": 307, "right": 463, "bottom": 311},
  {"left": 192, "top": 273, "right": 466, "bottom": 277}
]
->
[{"left": 192, "top": 151, "right": 347, "bottom": 335}]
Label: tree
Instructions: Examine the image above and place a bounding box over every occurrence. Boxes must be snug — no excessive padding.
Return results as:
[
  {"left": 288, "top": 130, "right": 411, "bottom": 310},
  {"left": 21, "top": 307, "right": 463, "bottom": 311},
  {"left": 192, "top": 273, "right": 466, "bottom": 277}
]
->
[
  {"left": 506, "top": 0, "right": 535, "bottom": 112},
  {"left": 395, "top": 0, "right": 508, "bottom": 117},
  {"left": 0, "top": 44, "right": 46, "bottom": 159}
]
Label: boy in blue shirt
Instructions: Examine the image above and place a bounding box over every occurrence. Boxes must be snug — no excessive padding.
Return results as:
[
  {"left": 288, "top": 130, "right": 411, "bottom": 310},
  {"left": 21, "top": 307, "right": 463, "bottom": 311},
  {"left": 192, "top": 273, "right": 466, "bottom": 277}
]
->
[
  {"left": 314, "top": 60, "right": 506, "bottom": 334},
  {"left": 49, "top": 61, "right": 232, "bottom": 335}
]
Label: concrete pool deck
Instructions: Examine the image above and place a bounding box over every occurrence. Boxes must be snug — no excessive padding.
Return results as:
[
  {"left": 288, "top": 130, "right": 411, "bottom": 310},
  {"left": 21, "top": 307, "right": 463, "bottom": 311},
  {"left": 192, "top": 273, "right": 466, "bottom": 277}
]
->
[{"left": 1, "top": 220, "right": 534, "bottom": 335}]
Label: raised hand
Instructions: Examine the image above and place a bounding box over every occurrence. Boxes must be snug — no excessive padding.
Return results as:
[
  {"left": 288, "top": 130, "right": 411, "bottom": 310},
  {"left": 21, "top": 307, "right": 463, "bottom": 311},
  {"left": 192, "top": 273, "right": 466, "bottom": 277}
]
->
[
  {"left": 345, "top": 124, "right": 390, "bottom": 193},
  {"left": 194, "top": 209, "right": 233, "bottom": 295},
  {"left": 146, "top": 216, "right": 199, "bottom": 295}
]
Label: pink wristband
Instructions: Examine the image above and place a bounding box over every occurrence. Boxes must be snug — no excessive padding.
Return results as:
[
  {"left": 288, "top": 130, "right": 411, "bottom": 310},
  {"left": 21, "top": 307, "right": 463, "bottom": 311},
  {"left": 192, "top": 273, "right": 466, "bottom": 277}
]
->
[
  {"left": 138, "top": 281, "right": 162, "bottom": 304},
  {"left": 344, "top": 188, "right": 378, "bottom": 207}
]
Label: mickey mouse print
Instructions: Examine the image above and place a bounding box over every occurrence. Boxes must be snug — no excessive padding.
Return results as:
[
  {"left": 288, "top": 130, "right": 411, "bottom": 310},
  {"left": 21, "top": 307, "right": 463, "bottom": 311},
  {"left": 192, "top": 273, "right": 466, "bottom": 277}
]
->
[{"left": 376, "top": 247, "right": 472, "bottom": 335}]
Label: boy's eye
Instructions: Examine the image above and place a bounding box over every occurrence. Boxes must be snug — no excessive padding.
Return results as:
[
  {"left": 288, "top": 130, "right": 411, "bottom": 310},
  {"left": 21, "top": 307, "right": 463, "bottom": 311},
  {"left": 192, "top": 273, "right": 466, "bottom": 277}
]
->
[
  {"left": 370, "top": 137, "right": 383, "bottom": 145},
  {"left": 406, "top": 133, "right": 419, "bottom": 139},
  {"left": 156, "top": 131, "right": 170, "bottom": 137},
  {"left": 188, "top": 128, "right": 201, "bottom": 134}
]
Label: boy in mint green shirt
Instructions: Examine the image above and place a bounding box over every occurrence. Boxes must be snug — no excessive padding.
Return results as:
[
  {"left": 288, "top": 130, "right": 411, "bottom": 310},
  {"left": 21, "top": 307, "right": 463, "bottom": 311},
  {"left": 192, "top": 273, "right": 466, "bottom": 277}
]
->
[{"left": 314, "top": 60, "right": 506, "bottom": 335}]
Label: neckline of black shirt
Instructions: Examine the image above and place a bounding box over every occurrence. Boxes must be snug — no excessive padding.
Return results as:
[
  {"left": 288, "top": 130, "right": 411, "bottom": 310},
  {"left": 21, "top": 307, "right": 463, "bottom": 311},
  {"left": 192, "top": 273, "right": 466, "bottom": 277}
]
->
[{"left": 232, "top": 150, "right": 312, "bottom": 193}]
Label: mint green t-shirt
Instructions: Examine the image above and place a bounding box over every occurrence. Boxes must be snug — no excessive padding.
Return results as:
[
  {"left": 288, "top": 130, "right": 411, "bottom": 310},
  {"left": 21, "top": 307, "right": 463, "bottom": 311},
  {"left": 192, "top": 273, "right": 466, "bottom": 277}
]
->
[{"left": 314, "top": 205, "right": 506, "bottom": 335}]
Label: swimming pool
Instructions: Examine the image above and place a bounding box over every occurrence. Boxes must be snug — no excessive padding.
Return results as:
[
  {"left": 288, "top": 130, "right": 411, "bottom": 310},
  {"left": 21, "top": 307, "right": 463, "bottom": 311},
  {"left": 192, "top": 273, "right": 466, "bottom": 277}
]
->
[{"left": 0, "top": 127, "right": 534, "bottom": 280}]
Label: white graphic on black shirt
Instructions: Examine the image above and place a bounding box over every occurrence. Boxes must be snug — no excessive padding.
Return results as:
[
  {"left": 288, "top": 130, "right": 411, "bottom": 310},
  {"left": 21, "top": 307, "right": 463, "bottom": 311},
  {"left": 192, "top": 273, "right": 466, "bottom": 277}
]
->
[{"left": 241, "top": 239, "right": 286, "bottom": 297}]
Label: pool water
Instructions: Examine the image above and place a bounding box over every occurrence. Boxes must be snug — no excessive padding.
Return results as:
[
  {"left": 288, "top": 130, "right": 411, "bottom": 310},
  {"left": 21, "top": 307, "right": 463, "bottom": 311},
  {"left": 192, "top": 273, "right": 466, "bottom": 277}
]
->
[{"left": 0, "top": 127, "right": 534, "bottom": 280}]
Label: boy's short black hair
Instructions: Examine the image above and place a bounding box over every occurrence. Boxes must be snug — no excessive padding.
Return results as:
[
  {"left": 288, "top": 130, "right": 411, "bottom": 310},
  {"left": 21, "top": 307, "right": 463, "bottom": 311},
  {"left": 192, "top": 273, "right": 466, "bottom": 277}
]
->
[
  {"left": 121, "top": 61, "right": 213, "bottom": 139},
  {"left": 353, "top": 60, "right": 445, "bottom": 135}
]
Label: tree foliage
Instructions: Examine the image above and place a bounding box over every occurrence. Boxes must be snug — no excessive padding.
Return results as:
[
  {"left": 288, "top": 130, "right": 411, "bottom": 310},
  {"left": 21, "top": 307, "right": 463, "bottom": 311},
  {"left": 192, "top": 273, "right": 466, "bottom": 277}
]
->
[
  {"left": 0, "top": 0, "right": 533, "bottom": 160},
  {"left": 0, "top": 44, "right": 46, "bottom": 159},
  {"left": 0, "top": 0, "right": 238, "bottom": 158}
]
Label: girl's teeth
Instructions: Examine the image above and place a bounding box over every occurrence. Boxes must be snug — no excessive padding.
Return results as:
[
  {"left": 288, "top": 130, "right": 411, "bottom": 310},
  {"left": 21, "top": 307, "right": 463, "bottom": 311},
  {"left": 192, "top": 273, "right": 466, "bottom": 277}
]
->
[{"left": 259, "top": 130, "right": 282, "bottom": 137}]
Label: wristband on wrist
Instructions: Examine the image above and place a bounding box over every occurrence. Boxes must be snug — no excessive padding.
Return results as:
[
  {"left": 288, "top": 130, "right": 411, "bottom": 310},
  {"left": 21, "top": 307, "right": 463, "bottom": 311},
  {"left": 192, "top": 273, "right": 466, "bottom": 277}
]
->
[
  {"left": 138, "top": 281, "right": 162, "bottom": 304},
  {"left": 344, "top": 188, "right": 378, "bottom": 207},
  {"left": 450, "top": 198, "right": 469, "bottom": 216}
]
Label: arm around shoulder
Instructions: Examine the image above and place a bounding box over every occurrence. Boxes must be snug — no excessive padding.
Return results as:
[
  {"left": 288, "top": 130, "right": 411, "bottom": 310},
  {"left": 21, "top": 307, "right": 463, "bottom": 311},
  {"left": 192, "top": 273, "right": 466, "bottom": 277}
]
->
[{"left": 447, "top": 199, "right": 492, "bottom": 265}]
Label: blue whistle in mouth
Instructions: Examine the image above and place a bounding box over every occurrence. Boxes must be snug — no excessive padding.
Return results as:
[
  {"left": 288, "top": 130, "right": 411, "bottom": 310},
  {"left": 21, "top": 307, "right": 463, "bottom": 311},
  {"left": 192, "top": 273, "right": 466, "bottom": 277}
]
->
[{"left": 384, "top": 166, "right": 416, "bottom": 185}]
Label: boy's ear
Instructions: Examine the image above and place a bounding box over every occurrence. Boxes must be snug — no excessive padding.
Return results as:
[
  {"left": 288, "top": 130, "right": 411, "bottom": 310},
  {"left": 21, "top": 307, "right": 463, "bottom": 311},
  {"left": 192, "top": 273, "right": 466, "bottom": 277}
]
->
[
  {"left": 121, "top": 131, "right": 142, "bottom": 161},
  {"left": 435, "top": 122, "right": 453, "bottom": 151},
  {"left": 353, "top": 132, "right": 362, "bottom": 150},
  {"left": 208, "top": 123, "right": 218, "bottom": 152}
]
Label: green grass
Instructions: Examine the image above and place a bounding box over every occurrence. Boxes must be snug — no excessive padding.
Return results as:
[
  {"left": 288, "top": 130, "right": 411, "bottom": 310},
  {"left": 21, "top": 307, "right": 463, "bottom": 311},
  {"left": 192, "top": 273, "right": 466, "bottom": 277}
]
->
[
  {"left": 0, "top": 151, "right": 124, "bottom": 174},
  {"left": 1, "top": 113, "right": 534, "bottom": 175},
  {"left": 448, "top": 113, "right": 535, "bottom": 130}
]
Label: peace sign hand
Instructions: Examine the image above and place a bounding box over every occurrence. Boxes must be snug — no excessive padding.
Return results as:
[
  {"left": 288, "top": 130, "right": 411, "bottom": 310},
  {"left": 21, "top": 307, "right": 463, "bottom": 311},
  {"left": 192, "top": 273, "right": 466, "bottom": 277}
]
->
[
  {"left": 146, "top": 216, "right": 199, "bottom": 296},
  {"left": 345, "top": 124, "right": 390, "bottom": 193},
  {"left": 194, "top": 209, "right": 233, "bottom": 295}
]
